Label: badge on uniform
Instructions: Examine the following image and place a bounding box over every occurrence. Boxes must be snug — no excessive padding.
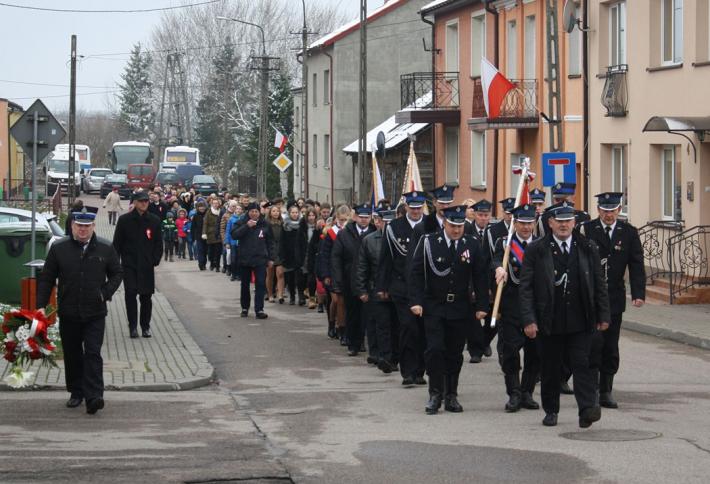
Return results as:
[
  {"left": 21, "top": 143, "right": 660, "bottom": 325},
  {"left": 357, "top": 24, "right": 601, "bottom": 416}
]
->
[
  {"left": 146, "top": 228, "right": 152, "bottom": 240},
  {"left": 258, "top": 229, "right": 264, "bottom": 239},
  {"left": 461, "top": 249, "right": 470, "bottom": 263},
  {"left": 614, "top": 241, "right": 622, "bottom": 251}
]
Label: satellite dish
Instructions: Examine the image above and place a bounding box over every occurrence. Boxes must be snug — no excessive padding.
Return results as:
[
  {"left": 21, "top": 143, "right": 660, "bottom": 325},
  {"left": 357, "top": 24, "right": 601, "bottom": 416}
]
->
[
  {"left": 562, "top": 0, "right": 578, "bottom": 34},
  {"left": 376, "top": 131, "right": 386, "bottom": 159}
]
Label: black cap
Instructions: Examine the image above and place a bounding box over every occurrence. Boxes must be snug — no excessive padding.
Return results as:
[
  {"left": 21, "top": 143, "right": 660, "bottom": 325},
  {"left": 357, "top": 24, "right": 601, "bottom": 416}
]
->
[
  {"left": 442, "top": 205, "right": 467, "bottom": 225},
  {"left": 512, "top": 204, "right": 536, "bottom": 223},
  {"left": 552, "top": 201, "right": 576, "bottom": 220},
  {"left": 354, "top": 204, "right": 373, "bottom": 216},
  {"left": 429, "top": 184, "right": 456, "bottom": 203},
  {"left": 132, "top": 191, "right": 149, "bottom": 202},
  {"left": 552, "top": 182, "right": 576, "bottom": 197},
  {"left": 499, "top": 197, "right": 516, "bottom": 213},
  {"left": 472, "top": 199, "right": 492, "bottom": 212},
  {"left": 595, "top": 192, "right": 623, "bottom": 210},
  {"left": 71, "top": 206, "right": 98, "bottom": 224},
  {"left": 246, "top": 202, "right": 260, "bottom": 212}
]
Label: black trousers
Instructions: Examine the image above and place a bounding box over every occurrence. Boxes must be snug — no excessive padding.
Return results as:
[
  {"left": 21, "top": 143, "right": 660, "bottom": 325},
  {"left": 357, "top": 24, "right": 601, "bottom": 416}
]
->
[
  {"left": 423, "top": 314, "right": 467, "bottom": 380},
  {"left": 240, "top": 265, "right": 266, "bottom": 313},
  {"left": 466, "top": 313, "right": 486, "bottom": 357},
  {"left": 284, "top": 268, "right": 306, "bottom": 301},
  {"left": 59, "top": 317, "right": 105, "bottom": 400},
  {"left": 107, "top": 211, "right": 117, "bottom": 225},
  {"left": 591, "top": 312, "right": 622, "bottom": 374},
  {"left": 164, "top": 240, "right": 174, "bottom": 259},
  {"left": 125, "top": 289, "right": 153, "bottom": 331},
  {"left": 497, "top": 320, "right": 540, "bottom": 393},
  {"left": 207, "top": 242, "right": 221, "bottom": 269},
  {"left": 344, "top": 290, "right": 365, "bottom": 351},
  {"left": 393, "top": 296, "right": 425, "bottom": 379},
  {"left": 539, "top": 331, "right": 597, "bottom": 415},
  {"left": 370, "top": 300, "right": 399, "bottom": 363}
]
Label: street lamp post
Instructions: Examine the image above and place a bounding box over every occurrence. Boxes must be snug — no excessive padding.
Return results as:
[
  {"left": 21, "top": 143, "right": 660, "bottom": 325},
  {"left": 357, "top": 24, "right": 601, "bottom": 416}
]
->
[{"left": 300, "top": 0, "right": 309, "bottom": 198}]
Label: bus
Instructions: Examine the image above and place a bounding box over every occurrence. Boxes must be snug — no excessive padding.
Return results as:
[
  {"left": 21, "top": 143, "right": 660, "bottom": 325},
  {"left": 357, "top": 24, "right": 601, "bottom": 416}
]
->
[
  {"left": 108, "top": 141, "right": 153, "bottom": 174},
  {"left": 161, "top": 146, "right": 200, "bottom": 172}
]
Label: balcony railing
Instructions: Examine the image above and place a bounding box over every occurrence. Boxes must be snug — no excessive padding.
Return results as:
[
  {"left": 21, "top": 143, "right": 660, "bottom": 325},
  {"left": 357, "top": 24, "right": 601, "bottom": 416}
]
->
[
  {"left": 471, "top": 77, "right": 538, "bottom": 120},
  {"left": 400, "top": 72, "right": 459, "bottom": 110},
  {"left": 601, "top": 64, "right": 628, "bottom": 117}
]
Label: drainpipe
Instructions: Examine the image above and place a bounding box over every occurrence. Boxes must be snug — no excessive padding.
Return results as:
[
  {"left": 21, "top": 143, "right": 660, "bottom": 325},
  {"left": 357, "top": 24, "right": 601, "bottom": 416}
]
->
[
  {"left": 582, "top": 0, "right": 590, "bottom": 212},
  {"left": 324, "top": 51, "right": 335, "bottom": 203},
  {"left": 421, "top": 13, "right": 436, "bottom": 185},
  {"left": 485, "top": 0, "right": 500, "bottom": 216}
]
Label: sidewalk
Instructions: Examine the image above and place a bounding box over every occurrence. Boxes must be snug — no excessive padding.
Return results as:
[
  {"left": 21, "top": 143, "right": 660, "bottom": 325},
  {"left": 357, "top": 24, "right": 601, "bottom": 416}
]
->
[
  {"left": 0, "top": 201, "right": 215, "bottom": 391},
  {"left": 623, "top": 301, "right": 710, "bottom": 350}
]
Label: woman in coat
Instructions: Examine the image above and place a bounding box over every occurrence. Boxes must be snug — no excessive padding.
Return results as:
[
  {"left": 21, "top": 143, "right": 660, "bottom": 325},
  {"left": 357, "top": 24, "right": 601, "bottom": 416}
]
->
[
  {"left": 103, "top": 187, "right": 123, "bottom": 225},
  {"left": 203, "top": 197, "right": 223, "bottom": 271},
  {"left": 265, "top": 205, "right": 285, "bottom": 303},
  {"left": 299, "top": 208, "right": 319, "bottom": 309},
  {"left": 281, "top": 203, "right": 303, "bottom": 306}
]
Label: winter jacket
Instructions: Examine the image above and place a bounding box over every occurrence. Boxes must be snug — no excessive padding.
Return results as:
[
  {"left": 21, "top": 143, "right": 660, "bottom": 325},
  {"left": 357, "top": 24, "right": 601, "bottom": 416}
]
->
[
  {"left": 176, "top": 217, "right": 188, "bottom": 238},
  {"left": 113, "top": 209, "right": 163, "bottom": 294},
  {"left": 280, "top": 219, "right": 301, "bottom": 271},
  {"left": 355, "top": 229, "right": 386, "bottom": 298},
  {"left": 202, "top": 209, "right": 221, "bottom": 244},
  {"left": 305, "top": 223, "right": 321, "bottom": 275},
  {"left": 267, "top": 219, "right": 283, "bottom": 265},
  {"left": 103, "top": 191, "right": 122, "bottom": 212},
  {"left": 162, "top": 218, "right": 177, "bottom": 243},
  {"left": 331, "top": 222, "right": 376, "bottom": 294},
  {"left": 232, "top": 217, "right": 274, "bottom": 267},
  {"left": 225, "top": 214, "right": 242, "bottom": 247},
  {"left": 148, "top": 201, "right": 169, "bottom": 221},
  {"left": 316, "top": 225, "right": 339, "bottom": 284}
]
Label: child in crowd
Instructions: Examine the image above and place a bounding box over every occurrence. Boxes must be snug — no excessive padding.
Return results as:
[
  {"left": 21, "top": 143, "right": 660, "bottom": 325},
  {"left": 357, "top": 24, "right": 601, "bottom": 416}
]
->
[{"left": 162, "top": 211, "right": 178, "bottom": 262}]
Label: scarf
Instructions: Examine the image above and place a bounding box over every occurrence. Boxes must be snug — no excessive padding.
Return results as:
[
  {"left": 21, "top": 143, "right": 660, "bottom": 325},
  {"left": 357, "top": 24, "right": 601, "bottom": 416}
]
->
[
  {"left": 284, "top": 218, "right": 300, "bottom": 232},
  {"left": 210, "top": 207, "right": 220, "bottom": 216}
]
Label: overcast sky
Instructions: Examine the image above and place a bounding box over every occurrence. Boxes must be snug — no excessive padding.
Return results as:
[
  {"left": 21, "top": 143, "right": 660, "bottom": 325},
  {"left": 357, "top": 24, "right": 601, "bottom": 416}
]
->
[{"left": 0, "top": 0, "right": 373, "bottom": 113}]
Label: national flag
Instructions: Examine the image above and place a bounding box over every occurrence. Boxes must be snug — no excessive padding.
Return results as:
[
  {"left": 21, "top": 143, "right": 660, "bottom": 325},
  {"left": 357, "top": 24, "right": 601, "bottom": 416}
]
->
[
  {"left": 371, "top": 152, "right": 386, "bottom": 209},
  {"left": 274, "top": 130, "right": 287, "bottom": 153},
  {"left": 481, "top": 58, "right": 516, "bottom": 118},
  {"left": 400, "top": 140, "right": 428, "bottom": 214}
]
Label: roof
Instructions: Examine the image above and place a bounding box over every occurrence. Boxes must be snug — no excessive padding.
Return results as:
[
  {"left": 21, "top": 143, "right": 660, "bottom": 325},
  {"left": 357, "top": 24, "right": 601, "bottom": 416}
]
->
[
  {"left": 309, "top": 0, "right": 408, "bottom": 51},
  {"left": 642, "top": 116, "right": 710, "bottom": 133},
  {"left": 342, "top": 92, "right": 431, "bottom": 154},
  {"left": 420, "top": 0, "right": 478, "bottom": 15}
]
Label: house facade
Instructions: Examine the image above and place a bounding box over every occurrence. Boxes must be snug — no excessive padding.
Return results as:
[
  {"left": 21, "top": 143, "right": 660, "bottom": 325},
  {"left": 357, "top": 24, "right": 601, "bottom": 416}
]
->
[{"left": 0, "top": 98, "right": 25, "bottom": 199}]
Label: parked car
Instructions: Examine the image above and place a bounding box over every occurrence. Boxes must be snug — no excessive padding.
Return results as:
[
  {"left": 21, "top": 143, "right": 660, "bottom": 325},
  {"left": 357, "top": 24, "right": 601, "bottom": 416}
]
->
[
  {"left": 190, "top": 174, "right": 218, "bottom": 194},
  {"left": 81, "top": 168, "right": 113, "bottom": 194},
  {"left": 0, "top": 207, "right": 65, "bottom": 251},
  {"left": 153, "top": 171, "right": 185, "bottom": 189},
  {"left": 100, "top": 174, "right": 131, "bottom": 199},
  {"left": 126, "top": 164, "right": 156, "bottom": 191}
]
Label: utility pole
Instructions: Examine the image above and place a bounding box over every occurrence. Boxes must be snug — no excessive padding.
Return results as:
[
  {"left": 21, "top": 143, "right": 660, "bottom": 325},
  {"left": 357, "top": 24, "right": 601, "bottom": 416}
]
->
[
  {"left": 68, "top": 34, "right": 77, "bottom": 206},
  {"left": 545, "top": 0, "right": 562, "bottom": 152},
  {"left": 158, "top": 52, "right": 191, "bottom": 165},
  {"left": 357, "top": 0, "right": 367, "bottom": 203},
  {"left": 301, "top": 0, "right": 309, "bottom": 197}
]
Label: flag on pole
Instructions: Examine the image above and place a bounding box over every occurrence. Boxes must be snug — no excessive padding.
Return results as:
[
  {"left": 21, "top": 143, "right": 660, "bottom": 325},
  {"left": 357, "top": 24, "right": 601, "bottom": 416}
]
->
[
  {"left": 401, "top": 140, "right": 424, "bottom": 194},
  {"left": 274, "top": 130, "right": 288, "bottom": 153},
  {"left": 481, "top": 58, "right": 516, "bottom": 118},
  {"left": 371, "top": 151, "right": 386, "bottom": 209}
]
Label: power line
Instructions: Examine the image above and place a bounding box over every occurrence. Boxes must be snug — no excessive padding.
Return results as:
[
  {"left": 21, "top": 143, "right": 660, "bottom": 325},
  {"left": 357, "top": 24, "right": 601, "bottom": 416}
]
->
[
  {"left": 0, "top": 78, "right": 111, "bottom": 89},
  {"left": 10, "top": 89, "right": 119, "bottom": 100},
  {"left": 0, "top": 0, "right": 223, "bottom": 14}
]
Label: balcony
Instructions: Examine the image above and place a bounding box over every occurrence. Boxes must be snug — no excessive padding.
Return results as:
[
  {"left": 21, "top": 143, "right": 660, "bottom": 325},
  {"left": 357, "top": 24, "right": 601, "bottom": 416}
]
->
[
  {"left": 395, "top": 72, "right": 460, "bottom": 125},
  {"left": 601, "top": 64, "right": 628, "bottom": 117},
  {"left": 468, "top": 77, "right": 539, "bottom": 130}
]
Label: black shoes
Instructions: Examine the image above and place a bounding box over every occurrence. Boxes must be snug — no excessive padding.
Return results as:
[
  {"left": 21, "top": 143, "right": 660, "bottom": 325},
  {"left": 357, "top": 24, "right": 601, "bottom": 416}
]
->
[
  {"left": 317, "top": 304, "right": 324, "bottom": 313},
  {"left": 289, "top": 298, "right": 296, "bottom": 306},
  {"left": 256, "top": 312, "right": 268, "bottom": 319},
  {"left": 240, "top": 310, "right": 248, "bottom": 318},
  {"left": 142, "top": 329, "right": 152, "bottom": 338},
  {"left": 600, "top": 392, "right": 618, "bottom": 409},
  {"left": 230, "top": 276, "right": 238, "bottom": 281},
  {"left": 366, "top": 356, "right": 377, "bottom": 365},
  {"left": 414, "top": 376, "right": 427, "bottom": 385},
  {"left": 298, "top": 299, "right": 306, "bottom": 306},
  {"left": 543, "top": 413, "right": 558, "bottom": 426},
  {"left": 560, "top": 381, "right": 574, "bottom": 394},
  {"left": 401, "top": 377, "right": 415, "bottom": 386},
  {"left": 327, "top": 327, "right": 337, "bottom": 339},
  {"left": 86, "top": 398, "right": 105, "bottom": 415},
  {"left": 505, "top": 392, "right": 522, "bottom": 413},
  {"left": 347, "top": 350, "right": 359, "bottom": 357},
  {"left": 483, "top": 346, "right": 493, "bottom": 357},
  {"left": 66, "top": 396, "right": 83, "bottom": 408},
  {"left": 278, "top": 298, "right": 285, "bottom": 304},
  {"left": 469, "top": 354, "right": 482, "bottom": 364},
  {"left": 579, "top": 406, "right": 602, "bottom": 428},
  {"left": 377, "top": 360, "right": 395, "bottom": 374},
  {"left": 520, "top": 392, "right": 540, "bottom": 410},
  {"left": 129, "top": 329, "right": 139, "bottom": 339},
  {"left": 425, "top": 394, "right": 443, "bottom": 415},
  {"left": 221, "top": 266, "right": 227, "bottom": 273},
  {"left": 444, "top": 395, "right": 463, "bottom": 413}
]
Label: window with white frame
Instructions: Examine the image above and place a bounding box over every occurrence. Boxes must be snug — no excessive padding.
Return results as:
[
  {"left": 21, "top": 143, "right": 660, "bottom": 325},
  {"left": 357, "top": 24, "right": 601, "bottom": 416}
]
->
[
  {"left": 661, "top": 146, "right": 676, "bottom": 219},
  {"left": 610, "top": 2, "right": 627, "bottom": 66},
  {"left": 611, "top": 145, "right": 628, "bottom": 214},
  {"left": 471, "top": 12, "right": 486, "bottom": 77},
  {"left": 470, "top": 131, "right": 486, "bottom": 187},
  {"left": 445, "top": 127, "right": 459, "bottom": 183},
  {"left": 662, "top": 0, "right": 683, "bottom": 64},
  {"left": 569, "top": 2, "right": 582, "bottom": 75},
  {"left": 324, "top": 134, "right": 330, "bottom": 169},
  {"left": 312, "top": 134, "right": 318, "bottom": 168},
  {"left": 446, "top": 20, "right": 460, "bottom": 72},
  {"left": 507, "top": 20, "right": 518, "bottom": 78},
  {"left": 323, "top": 70, "right": 330, "bottom": 104},
  {"left": 312, "top": 73, "right": 318, "bottom": 106},
  {"left": 524, "top": 15, "right": 536, "bottom": 79}
]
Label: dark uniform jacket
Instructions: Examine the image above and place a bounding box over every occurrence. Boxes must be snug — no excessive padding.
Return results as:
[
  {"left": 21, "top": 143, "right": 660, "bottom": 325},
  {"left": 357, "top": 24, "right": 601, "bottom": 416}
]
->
[
  {"left": 492, "top": 233, "right": 536, "bottom": 325},
  {"left": 409, "top": 231, "right": 490, "bottom": 319},
  {"left": 581, "top": 218, "right": 645, "bottom": 314},
  {"left": 519, "top": 233, "right": 611, "bottom": 335},
  {"left": 232, "top": 217, "right": 274, "bottom": 267},
  {"left": 485, "top": 219, "right": 509, "bottom": 259},
  {"left": 376, "top": 216, "right": 421, "bottom": 299},
  {"left": 38, "top": 234, "right": 123, "bottom": 321},
  {"left": 113, "top": 209, "right": 163, "bottom": 294},
  {"left": 331, "top": 222, "right": 375, "bottom": 294},
  {"left": 148, "top": 200, "right": 169, "bottom": 221},
  {"left": 408, "top": 212, "right": 444, "bottom": 256},
  {"left": 355, "top": 230, "right": 387, "bottom": 298}
]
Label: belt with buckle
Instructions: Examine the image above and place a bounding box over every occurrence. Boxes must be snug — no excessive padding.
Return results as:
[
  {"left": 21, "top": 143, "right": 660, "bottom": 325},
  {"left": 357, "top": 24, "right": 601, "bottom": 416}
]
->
[{"left": 446, "top": 293, "right": 456, "bottom": 303}]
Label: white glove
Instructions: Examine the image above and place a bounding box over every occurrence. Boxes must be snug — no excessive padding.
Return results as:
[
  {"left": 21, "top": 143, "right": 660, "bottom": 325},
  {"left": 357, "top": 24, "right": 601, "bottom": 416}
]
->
[{"left": 201, "top": 234, "right": 207, "bottom": 240}]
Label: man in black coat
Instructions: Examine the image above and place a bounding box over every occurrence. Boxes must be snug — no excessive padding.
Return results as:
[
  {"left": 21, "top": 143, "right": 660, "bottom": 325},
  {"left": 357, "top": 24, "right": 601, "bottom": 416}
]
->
[
  {"left": 410, "top": 205, "right": 490, "bottom": 415},
  {"left": 148, "top": 191, "right": 169, "bottom": 221},
  {"left": 582, "top": 192, "right": 645, "bottom": 408},
  {"left": 492, "top": 204, "right": 540, "bottom": 413},
  {"left": 377, "top": 191, "right": 426, "bottom": 385},
  {"left": 409, "top": 184, "right": 457, "bottom": 253},
  {"left": 332, "top": 204, "right": 376, "bottom": 356},
  {"left": 37, "top": 206, "right": 123, "bottom": 414},
  {"left": 113, "top": 191, "right": 163, "bottom": 338},
  {"left": 537, "top": 182, "right": 590, "bottom": 239},
  {"left": 519, "top": 203, "right": 611, "bottom": 428},
  {"left": 233, "top": 202, "right": 274, "bottom": 319}
]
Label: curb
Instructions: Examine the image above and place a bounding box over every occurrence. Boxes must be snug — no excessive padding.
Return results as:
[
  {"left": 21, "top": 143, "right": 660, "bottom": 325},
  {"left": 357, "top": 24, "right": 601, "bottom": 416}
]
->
[{"left": 623, "top": 320, "right": 710, "bottom": 351}]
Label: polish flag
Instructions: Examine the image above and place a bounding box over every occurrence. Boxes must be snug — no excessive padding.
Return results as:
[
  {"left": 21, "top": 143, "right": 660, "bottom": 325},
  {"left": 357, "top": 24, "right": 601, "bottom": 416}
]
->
[
  {"left": 274, "top": 130, "right": 288, "bottom": 153},
  {"left": 481, "top": 58, "right": 516, "bottom": 118}
]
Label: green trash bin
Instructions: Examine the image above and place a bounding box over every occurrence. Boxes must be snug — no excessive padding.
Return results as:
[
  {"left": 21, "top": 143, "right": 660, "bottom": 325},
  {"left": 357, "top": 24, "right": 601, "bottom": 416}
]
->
[{"left": 0, "top": 223, "right": 51, "bottom": 304}]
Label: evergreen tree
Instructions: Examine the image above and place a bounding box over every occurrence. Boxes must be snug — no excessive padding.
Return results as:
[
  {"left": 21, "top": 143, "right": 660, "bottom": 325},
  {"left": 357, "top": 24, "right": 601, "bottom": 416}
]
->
[
  {"left": 265, "top": 70, "right": 294, "bottom": 198},
  {"left": 117, "top": 43, "right": 155, "bottom": 140}
]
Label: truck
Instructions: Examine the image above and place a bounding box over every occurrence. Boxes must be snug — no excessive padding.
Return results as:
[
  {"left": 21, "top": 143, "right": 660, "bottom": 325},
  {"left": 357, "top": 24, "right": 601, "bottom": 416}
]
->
[
  {"left": 44, "top": 150, "right": 82, "bottom": 197},
  {"left": 108, "top": 141, "right": 153, "bottom": 174},
  {"left": 161, "top": 146, "right": 200, "bottom": 172}
]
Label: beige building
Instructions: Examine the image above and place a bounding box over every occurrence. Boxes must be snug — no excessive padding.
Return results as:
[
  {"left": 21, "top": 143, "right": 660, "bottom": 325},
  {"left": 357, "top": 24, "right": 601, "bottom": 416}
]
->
[{"left": 0, "top": 98, "right": 25, "bottom": 198}]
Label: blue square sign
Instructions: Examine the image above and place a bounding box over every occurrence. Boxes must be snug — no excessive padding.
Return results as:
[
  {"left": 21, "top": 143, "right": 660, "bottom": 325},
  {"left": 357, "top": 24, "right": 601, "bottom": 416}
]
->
[{"left": 542, "top": 152, "right": 577, "bottom": 187}]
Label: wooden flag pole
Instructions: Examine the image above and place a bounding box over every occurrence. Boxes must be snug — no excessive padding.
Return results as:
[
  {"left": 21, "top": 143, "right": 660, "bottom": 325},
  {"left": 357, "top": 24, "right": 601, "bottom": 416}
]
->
[{"left": 490, "top": 157, "right": 531, "bottom": 328}]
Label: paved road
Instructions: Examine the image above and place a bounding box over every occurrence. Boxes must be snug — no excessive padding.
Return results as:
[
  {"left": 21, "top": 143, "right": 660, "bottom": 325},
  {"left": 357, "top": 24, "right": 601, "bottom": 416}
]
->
[{"left": 162, "top": 256, "right": 710, "bottom": 483}]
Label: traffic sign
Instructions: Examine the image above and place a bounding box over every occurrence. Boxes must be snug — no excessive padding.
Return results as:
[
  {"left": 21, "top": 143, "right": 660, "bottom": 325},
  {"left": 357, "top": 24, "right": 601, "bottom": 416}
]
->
[
  {"left": 9, "top": 99, "right": 66, "bottom": 162},
  {"left": 542, "top": 152, "right": 576, "bottom": 187},
  {"left": 272, "top": 153, "right": 292, "bottom": 173}
]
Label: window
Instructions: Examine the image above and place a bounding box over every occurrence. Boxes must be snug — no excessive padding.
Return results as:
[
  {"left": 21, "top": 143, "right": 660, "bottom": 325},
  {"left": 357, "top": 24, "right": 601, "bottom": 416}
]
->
[
  {"left": 507, "top": 20, "right": 518, "bottom": 78},
  {"left": 295, "top": 106, "right": 299, "bottom": 129},
  {"left": 312, "top": 134, "right": 318, "bottom": 168},
  {"left": 524, "top": 15, "right": 536, "bottom": 79},
  {"left": 323, "top": 70, "right": 330, "bottom": 104},
  {"left": 662, "top": 0, "right": 683, "bottom": 63},
  {"left": 611, "top": 145, "right": 628, "bottom": 214},
  {"left": 569, "top": 3, "right": 582, "bottom": 74},
  {"left": 610, "top": 2, "right": 627, "bottom": 66},
  {"left": 470, "top": 131, "right": 486, "bottom": 187},
  {"left": 312, "top": 73, "right": 317, "bottom": 106},
  {"left": 445, "top": 127, "right": 459, "bottom": 183},
  {"left": 324, "top": 134, "right": 330, "bottom": 169},
  {"left": 471, "top": 13, "right": 486, "bottom": 77},
  {"left": 661, "top": 146, "right": 681, "bottom": 219},
  {"left": 446, "top": 20, "right": 459, "bottom": 72}
]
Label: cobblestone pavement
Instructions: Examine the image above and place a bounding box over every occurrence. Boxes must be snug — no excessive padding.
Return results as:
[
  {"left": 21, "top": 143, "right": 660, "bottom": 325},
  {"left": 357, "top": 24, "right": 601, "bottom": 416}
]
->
[{"left": 0, "top": 197, "right": 215, "bottom": 391}]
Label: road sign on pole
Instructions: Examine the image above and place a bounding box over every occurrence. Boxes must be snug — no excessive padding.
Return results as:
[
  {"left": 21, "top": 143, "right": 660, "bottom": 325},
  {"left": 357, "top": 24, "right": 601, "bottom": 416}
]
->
[
  {"left": 542, "top": 151, "right": 576, "bottom": 187},
  {"left": 273, "top": 153, "right": 293, "bottom": 173}
]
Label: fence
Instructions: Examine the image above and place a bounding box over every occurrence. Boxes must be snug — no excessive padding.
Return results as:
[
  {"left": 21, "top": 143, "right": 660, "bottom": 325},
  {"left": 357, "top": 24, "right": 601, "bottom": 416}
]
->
[
  {"left": 471, "top": 77, "right": 538, "bottom": 119},
  {"left": 667, "top": 225, "right": 710, "bottom": 303}
]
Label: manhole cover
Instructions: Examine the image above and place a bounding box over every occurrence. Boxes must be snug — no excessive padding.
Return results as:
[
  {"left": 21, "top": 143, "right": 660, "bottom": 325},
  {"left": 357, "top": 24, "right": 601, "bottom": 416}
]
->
[{"left": 560, "top": 429, "right": 661, "bottom": 442}]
